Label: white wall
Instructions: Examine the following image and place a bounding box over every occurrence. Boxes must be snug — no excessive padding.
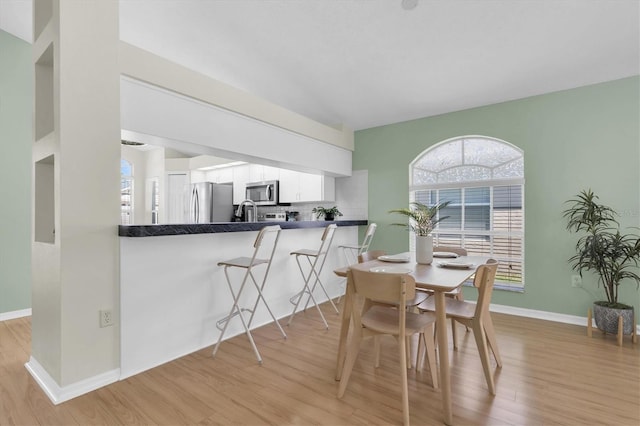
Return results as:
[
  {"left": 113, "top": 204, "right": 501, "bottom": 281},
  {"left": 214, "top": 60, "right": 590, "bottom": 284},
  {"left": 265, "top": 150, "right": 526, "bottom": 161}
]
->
[
  {"left": 30, "top": 0, "right": 121, "bottom": 389},
  {"left": 120, "top": 77, "right": 353, "bottom": 177}
]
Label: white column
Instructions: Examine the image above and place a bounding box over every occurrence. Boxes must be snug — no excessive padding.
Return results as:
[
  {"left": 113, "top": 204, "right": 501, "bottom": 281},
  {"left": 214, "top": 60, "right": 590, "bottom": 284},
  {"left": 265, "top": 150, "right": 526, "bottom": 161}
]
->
[{"left": 30, "top": 0, "right": 121, "bottom": 399}]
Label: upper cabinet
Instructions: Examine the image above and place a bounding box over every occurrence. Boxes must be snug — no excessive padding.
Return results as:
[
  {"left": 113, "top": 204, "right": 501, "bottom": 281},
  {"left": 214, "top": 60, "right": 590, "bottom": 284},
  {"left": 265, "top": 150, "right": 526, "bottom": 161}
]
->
[
  {"left": 249, "top": 164, "right": 279, "bottom": 183},
  {"left": 279, "top": 169, "right": 335, "bottom": 203},
  {"left": 205, "top": 167, "right": 233, "bottom": 184},
  {"left": 166, "top": 154, "right": 336, "bottom": 205},
  {"left": 233, "top": 164, "right": 251, "bottom": 204}
]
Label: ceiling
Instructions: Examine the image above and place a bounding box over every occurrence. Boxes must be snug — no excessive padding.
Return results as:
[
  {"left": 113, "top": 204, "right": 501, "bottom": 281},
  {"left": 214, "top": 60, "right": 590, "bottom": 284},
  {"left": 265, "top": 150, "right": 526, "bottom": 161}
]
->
[{"left": 2, "top": 0, "right": 638, "bottom": 131}]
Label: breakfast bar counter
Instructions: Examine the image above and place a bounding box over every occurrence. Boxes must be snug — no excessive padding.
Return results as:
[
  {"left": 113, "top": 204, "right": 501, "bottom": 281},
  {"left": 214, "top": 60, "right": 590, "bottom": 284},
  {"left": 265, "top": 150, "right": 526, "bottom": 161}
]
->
[
  {"left": 119, "top": 220, "right": 367, "bottom": 237},
  {"left": 119, "top": 220, "right": 366, "bottom": 378}
]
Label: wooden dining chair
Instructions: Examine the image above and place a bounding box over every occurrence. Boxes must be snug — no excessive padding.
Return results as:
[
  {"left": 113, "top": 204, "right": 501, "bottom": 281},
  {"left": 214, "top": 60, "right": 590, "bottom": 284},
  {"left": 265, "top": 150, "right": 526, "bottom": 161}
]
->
[
  {"left": 418, "top": 259, "right": 502, "bottom": 395},
  {"left": 338, "top": 269, "right": 438, "bottom": 426},
  {"left": 357, "top": 249, "right": 386, "bottom": 263},
  {"left": 432, "top": 245, "right": 470, "bottom": 335},
  {"left": 357, "top": 250, "right": 430, "bottom": 369},
  {"left": 432, "top": 245, "right": 468, "bottom": 300}
]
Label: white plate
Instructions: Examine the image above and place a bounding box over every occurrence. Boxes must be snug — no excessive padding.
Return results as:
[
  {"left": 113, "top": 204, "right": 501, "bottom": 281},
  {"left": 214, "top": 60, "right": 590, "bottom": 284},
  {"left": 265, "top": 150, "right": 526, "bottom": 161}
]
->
[
  {"left": 377, "top": 254, "right": 411, "bottom": 263},
  {"left": 437, "top": 261, "right": 475, "bottom": 269},
  {"left": 433, "top": 251, "right": 459, "bottom": 258},
  {"left": 369, "top": 266, "right": 413, "bottom": 274}
]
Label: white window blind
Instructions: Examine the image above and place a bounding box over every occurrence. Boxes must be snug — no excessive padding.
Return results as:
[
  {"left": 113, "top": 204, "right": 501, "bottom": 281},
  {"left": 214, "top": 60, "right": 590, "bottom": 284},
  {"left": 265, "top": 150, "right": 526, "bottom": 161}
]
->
[{"left": 410, "top": 136, "right": 525, "bottom": 289}]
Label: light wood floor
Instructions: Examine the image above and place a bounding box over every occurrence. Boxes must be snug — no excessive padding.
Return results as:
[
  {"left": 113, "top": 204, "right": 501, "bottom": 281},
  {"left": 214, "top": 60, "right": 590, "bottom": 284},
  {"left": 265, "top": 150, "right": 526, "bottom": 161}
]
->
[{"left": 1, "top": 304, "right": 639, "bottom": 425}]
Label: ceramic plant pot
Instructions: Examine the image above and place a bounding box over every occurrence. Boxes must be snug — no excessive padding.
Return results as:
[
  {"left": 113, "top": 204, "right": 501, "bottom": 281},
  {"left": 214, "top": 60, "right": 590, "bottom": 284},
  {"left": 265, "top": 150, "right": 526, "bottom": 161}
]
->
[
  {"left": 416, "top": 235, "right": 433, "bottom": 264},
  {"left": 593, "top": 302, "right": 635, "bottom": 335}
]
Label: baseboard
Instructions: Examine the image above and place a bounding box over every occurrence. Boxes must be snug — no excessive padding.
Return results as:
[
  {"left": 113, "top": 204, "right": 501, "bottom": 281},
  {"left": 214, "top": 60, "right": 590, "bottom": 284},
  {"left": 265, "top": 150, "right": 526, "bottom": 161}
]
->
[
  {"left": 489, "top": 303, "right": 640, "bottom": 335},
  {"left": 0, "top": 308, "right": 32, "bottom": 322},
  {"left": 25, "top": 356, "right": 120, "bottom": 405}
]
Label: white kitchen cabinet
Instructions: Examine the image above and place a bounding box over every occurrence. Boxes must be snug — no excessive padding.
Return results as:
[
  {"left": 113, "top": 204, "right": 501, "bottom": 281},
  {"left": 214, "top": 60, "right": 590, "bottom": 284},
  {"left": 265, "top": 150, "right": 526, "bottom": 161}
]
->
[
  {"left": 279, "top": 169, "right": 335, "bottom": 203},
  {"left": 232, "top": 164, "right": 250, "bottom": 204},
  {"left": 249, "top": 164, "right": 279, "bottom": 182},
  {"left": 216, "top": 167, "right": 234, "bottom": 183},
  {"left": 190, "top": 170, "right": 206, "bottom": 183},
  {"left": 204, "top": 167, "right": 233, "bottom": 184}
]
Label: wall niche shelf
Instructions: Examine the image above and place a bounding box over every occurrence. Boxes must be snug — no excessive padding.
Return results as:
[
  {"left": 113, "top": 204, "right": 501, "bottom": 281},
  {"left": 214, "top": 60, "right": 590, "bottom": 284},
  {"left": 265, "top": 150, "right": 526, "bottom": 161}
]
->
[
  {"left": 35, "top": 43, "right": 54, "bottom": 142},
  {"left": 34, "top": 155, "right": 55, "bottom": 244}
]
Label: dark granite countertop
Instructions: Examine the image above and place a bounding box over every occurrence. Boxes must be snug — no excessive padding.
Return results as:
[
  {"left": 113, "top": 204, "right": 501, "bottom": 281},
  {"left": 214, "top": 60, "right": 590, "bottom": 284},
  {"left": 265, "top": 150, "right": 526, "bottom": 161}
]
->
[{"left": 119, "top": 220, "right": 368, "bottom": 237}]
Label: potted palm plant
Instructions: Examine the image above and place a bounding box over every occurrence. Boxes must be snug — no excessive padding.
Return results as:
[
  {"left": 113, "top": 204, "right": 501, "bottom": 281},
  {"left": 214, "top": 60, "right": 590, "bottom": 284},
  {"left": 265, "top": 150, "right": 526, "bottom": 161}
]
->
[
  {"left": 389, "top": 201, "right": 450, "bottom": 264},
  {"left": 563, "top": 189, "right": 640, "bottom": 336},
  {"left": 312, "top": 206, "right": 343, "bottom": 221}
]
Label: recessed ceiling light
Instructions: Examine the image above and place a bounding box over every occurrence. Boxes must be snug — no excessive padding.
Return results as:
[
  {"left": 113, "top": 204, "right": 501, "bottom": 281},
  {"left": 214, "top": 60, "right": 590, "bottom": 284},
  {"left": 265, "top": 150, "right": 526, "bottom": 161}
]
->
[{"left": 121, "top": 140, "right": 146, "bottom": 146}]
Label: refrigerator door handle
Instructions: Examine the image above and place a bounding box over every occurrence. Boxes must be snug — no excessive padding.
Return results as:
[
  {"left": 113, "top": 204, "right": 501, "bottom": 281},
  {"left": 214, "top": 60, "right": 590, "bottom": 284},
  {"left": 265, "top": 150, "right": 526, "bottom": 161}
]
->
[{"left": 194, "top": 187, "right": 199, "bottom": 223}]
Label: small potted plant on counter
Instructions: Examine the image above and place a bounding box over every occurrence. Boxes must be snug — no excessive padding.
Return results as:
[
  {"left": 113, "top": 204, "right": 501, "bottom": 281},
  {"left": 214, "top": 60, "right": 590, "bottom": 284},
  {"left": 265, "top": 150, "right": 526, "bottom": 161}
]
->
[
  {"left": 563, "top": 189, "right": 640, "bottom": 343},
  {"left": 312, "top": 206, "right": 343, "bottom": 221},
  {"left": 389, "top": 201, "right": 450, "bottom": 264}
]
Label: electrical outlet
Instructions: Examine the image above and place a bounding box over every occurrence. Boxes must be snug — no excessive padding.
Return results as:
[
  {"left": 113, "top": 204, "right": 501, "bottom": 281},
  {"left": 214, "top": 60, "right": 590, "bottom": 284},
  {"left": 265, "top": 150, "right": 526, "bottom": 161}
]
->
[
  {"left": 571, "top": 275, "right": 582, "bottom": 288},
  {"left": 99, "top": 309, "right": 113, "bottom": 327}
]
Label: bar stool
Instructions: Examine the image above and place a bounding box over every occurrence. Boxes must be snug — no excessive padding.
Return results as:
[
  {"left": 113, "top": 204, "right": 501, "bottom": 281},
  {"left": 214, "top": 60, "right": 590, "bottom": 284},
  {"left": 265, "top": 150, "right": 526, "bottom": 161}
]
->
[
  {"left": 336, "top": 223, "right": 377, "bottom": 303},
  {"left": 288, "top": 224, "right": 338, "bottom": 329},
  {"left": 213, "top": 225, "right": 286, "bottom": 364}
]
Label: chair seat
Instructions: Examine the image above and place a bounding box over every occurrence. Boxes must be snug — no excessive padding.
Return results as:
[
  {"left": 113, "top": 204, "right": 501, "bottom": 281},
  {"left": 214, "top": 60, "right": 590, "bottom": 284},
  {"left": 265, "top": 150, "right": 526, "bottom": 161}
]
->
[
  {"left": 290, "top": 248, "right": 324, "bottom": 257},
  {"left": 217, "top": 256, "right": 269, "bottom": 269},
  {"left": 363, "top": 305, "right": 436, "bottom": 336},
  {"left": 418, "top": 286, "right": 462, "bottom": 297},
  {"left": 371, "top": 290, "right": 429, "bottom": 308},
  {"left": 418, "top": 295, "right": 476, "bottom": 319}
]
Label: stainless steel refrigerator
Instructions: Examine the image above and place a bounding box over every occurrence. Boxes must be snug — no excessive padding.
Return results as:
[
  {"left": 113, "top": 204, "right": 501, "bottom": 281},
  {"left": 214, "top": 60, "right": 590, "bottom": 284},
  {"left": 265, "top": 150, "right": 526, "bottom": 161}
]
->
[{"left": 185, "top": 182, "right": 233, "bottom": 223}]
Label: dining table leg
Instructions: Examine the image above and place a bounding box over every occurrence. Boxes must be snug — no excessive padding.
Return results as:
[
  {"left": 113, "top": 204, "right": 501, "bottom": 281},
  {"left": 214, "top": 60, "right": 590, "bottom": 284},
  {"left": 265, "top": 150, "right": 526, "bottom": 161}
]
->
[
  {"left": 434, "top": 290, "right": 453, "bottom": 425},
  {"left": 335, "top": 271, "right": 353, "bottom": 381}
]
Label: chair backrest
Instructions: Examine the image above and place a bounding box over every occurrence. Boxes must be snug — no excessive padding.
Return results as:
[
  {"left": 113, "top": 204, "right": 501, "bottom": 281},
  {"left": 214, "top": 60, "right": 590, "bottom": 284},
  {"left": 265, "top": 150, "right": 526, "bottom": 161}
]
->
[
  {"left": 358, "top": 250, "right": 387, "bottom": 263},
  {"left": 252, "top": 225, "right": 282, "bottom": 272},
  {"left": 433, "top": 245, "right": 468, "bottom": 256},
  {"left": 318, "top": 223, "right": 338, "bottom": 254},
  {"left": 349, "top": 268, "right": 416, "bottom": 307},
  {"left": 357, "top": 223, "right": 377, "bottom": 255},
  {"left": 472, "top": 259, "right": 499, "bottom": 318}
]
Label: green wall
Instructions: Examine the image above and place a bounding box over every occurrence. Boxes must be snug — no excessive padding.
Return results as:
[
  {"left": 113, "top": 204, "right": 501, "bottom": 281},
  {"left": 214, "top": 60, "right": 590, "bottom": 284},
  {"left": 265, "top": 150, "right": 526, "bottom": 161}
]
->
[
  {"left": 354, "top": 76, "right": 640, "bottom": 322},
  {"left": 0, "top": 30, "right": 32, "bottom": 314}
]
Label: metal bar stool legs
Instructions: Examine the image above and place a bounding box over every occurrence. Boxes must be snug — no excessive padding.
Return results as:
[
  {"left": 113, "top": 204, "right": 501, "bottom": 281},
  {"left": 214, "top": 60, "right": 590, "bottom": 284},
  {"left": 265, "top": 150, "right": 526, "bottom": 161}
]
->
[
  {"left": 300, "top": 249, "right": 340, "bottom": 313},
  {"left": 212, "top": 225, "right": 286, "bottom": 364},
  {"left": 288, "top": 252, "right": 331, "bottom": 329},
  {"left": 288, "top": 224, "right": 338, "bottom": 328},
  {"left": 213, "top": 266, "right": 263, "bottom": 362}
]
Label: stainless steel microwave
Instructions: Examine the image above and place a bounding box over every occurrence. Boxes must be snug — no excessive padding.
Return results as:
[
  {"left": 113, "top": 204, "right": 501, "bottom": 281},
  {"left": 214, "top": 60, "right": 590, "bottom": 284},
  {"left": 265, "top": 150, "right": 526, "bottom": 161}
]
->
[{"left": 246, "top": 180, "right": 279, "bottom": 206}]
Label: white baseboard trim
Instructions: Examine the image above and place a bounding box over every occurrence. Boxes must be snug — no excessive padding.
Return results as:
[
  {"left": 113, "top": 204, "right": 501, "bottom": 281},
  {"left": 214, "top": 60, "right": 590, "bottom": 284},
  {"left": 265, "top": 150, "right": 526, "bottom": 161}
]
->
[
  {"left": 489, "top": 303, "right": 640, "bottom": 335},
  {"left": 0, "top": 308, "right": 32, "bottom": 322},
  {"left": 25, "top": 356, "right": 120, "bottom": 405}
]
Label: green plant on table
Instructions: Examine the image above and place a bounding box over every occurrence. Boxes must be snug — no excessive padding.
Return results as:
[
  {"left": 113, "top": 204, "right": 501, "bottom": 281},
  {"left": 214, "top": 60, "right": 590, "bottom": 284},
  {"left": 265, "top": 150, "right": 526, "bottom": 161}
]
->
[
  {"left": 312, "top": 206, "right": 343, "bottom": 220},
  {"left": 388, "top": 201, "right": 450, "bottom": 236}
]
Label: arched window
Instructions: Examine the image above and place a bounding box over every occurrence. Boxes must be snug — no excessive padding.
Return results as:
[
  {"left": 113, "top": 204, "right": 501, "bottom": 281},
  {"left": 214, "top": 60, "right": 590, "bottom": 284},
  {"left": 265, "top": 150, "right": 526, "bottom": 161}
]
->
[
  {"left": 121, "top": 159, "right": 134, "bottom": 225},
  {"left": 411, "top": 136, "right": 524, "bottom": 289}
]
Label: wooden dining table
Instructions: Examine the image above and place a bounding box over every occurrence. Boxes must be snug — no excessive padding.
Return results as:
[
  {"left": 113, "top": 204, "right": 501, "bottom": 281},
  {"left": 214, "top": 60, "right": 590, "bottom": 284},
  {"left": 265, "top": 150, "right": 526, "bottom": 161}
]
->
[{"left": 334, "top": 253, "right": 489, "bottom": 426}]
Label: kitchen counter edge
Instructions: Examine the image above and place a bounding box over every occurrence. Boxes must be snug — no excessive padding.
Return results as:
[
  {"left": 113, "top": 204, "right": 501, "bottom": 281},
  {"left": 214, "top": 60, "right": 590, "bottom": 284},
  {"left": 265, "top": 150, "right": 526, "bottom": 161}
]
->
[{"left": 119, "top": 220, "right": 369, "bottom": 237}]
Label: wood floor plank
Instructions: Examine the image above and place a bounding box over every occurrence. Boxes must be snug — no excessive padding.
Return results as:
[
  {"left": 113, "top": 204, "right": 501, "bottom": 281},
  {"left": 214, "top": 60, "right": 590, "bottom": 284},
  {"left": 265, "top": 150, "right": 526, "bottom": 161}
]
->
[{"left": 1, "top": 307, "right": 638, "bottom": 425}]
